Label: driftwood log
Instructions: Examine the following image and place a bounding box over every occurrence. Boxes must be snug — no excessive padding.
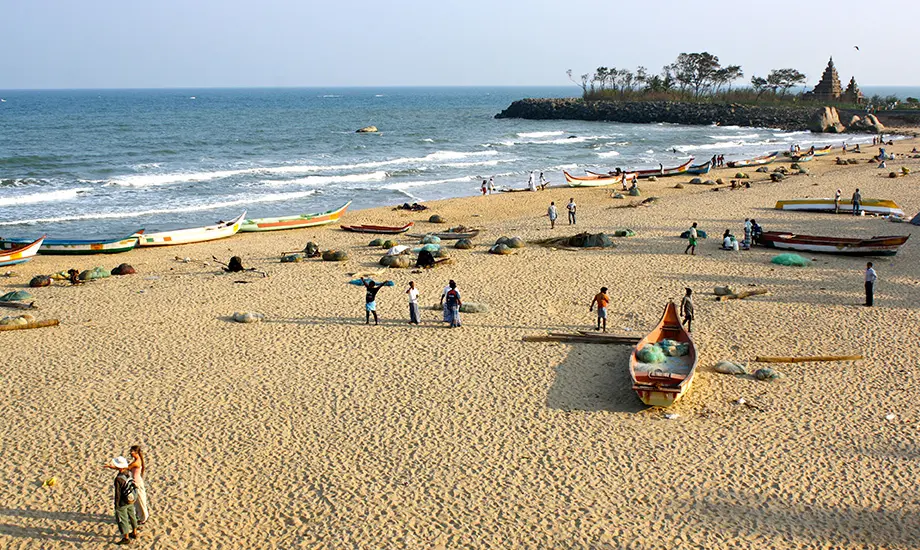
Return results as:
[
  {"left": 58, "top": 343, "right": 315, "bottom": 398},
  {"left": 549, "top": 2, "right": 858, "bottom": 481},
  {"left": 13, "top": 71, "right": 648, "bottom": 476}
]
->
[
  {"left": 0, "top": 319, "right": 59, "bottom": 332},
  {"left": 716, "top": 289, "right": 770, "bottom": 302}
]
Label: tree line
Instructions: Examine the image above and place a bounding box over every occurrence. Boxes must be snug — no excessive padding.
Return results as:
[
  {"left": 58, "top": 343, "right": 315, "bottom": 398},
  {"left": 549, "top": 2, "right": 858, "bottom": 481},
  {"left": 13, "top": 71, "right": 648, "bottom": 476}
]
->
[{"left": 569, "top": 52, "right": 809, "bottom": 103}]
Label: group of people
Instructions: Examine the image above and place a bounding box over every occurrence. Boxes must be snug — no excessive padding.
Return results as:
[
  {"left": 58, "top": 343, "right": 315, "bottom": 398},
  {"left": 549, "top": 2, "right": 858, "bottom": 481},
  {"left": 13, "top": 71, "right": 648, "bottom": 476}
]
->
[
  {"left": 720, "top": 218, "right": 763, "bottom": 250},
  {"left": 360, "top": 277, "right": 463, "bottom": 327},
  {"left": 834, "top": 188, "right": 862, "bottom": 215},
  {"left": 480, "top": 177, "right": 496, "bottom": 195},
  {"left": 589, "top": 286, "right": 694, "bottom": 334},
  {"left": 528, "top": 171, "right": 549, "bottom": 192},
  {"left": 709, "top": 154, "right": 726, "bottom": 168},
  {"left": 106, "top": 446, "right": 149, "bottom": 544},
  {"left": 547, "top": 198, "right": 577, "bottom": 228}
]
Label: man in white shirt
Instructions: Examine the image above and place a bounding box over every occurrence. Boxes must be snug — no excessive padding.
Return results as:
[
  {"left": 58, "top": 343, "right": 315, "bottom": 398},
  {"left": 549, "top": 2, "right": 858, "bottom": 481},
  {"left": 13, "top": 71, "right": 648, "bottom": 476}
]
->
[
  {"left": 528, "top": 171, "right": 537, "bottom": 192},
  {"left": 488, "top": 177, "right": 496, "bottom": 194},
  {"left": 865, "top": 262, "right": 877, "bottom": 307},
  {"left": 406, "top": 281, "right": 421, "bottom": 324},
  {"left": 547, "top": 201, "right": 558, "bottom": 229},
  {"left": 566, "top": 198, "right": 577, "bottom": 225}
]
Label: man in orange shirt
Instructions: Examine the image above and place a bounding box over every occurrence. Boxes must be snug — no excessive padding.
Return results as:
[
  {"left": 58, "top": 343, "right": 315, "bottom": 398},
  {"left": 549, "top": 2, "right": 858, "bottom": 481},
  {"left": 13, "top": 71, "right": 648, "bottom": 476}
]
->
[{"left": 589, "top": 287, "right": 610, "bottom": 332}]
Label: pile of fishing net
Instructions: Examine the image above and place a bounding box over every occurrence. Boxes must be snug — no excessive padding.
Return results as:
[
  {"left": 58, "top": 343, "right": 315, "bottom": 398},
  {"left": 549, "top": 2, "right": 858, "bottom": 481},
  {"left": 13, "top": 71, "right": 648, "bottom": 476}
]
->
[
  {"left": 680, "top": 229, "right": 707, "bottom": 239},
  {"left": 771, "top": 253, "right": 810, "bottom": 267},
  {"left": 531, "top": 232, "right": 615, "bottom": 249},
  {"left": 636, "top": 339, "right": 690, "bottom": 363},
  {"left": 0, "top": 290, "right": 33, "bottom": 302}
]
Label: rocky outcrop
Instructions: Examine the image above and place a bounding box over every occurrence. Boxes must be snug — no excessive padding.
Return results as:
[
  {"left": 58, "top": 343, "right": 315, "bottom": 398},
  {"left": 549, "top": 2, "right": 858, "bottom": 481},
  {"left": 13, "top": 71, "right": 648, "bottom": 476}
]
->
[
  {"left": 809, "top": 106, "right": 845, "bottom": 133},
  {"left": 496, "top": 98, "right": 844, "bottom": 132},
  {"left": 846, "top": 114, "right": 885, "bottom": 133}
]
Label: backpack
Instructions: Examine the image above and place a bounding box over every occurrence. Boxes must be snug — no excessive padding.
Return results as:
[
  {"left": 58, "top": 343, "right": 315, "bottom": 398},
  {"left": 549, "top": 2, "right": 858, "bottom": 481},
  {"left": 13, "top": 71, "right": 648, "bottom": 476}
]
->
[
  {"left": 120, "top": 473, "right": 138, "bottom": 505},
  {"left": 445, "top": 289, "right": 459, "bottom": 307}
]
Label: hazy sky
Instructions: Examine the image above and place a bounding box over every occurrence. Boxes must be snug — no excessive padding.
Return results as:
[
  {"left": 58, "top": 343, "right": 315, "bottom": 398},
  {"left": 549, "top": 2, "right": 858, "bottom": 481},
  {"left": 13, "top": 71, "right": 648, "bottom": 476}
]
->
[{"left": 2, "top": 0, "right": 917, "bottom": 89}]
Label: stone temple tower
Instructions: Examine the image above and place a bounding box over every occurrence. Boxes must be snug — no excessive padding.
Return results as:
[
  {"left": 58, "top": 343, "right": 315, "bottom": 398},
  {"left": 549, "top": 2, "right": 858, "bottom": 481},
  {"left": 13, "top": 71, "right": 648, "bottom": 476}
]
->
[{"left": 810, "top": 57, "right": 842, "bottom": 101}]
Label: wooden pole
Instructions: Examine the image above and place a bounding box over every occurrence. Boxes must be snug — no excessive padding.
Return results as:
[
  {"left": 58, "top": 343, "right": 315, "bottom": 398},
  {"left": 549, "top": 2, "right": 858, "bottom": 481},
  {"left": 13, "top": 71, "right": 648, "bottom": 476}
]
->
[
  {"left": 754, "top": 355, "right": 862, "bottom": 363},
  {"left": 0, "top": 319, "right": 59, "bottom": 332}
]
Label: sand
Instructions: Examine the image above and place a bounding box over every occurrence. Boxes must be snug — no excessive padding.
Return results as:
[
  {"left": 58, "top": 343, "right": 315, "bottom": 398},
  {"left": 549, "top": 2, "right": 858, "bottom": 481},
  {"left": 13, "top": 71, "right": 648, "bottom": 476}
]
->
[{"left": 1, "top": 140, "right": 920, "bottom": 549}]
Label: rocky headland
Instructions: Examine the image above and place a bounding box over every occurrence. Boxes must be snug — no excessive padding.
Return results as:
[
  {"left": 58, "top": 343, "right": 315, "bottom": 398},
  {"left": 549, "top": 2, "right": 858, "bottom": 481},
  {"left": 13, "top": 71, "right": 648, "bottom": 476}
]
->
[{"left": 495, "top": 98, "right": 916, "bottom": 134}]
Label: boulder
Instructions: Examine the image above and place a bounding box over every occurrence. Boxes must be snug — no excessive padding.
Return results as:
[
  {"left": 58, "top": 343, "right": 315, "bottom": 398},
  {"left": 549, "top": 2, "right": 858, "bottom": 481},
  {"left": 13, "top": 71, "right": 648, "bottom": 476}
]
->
[
  {"left": 321, "top": 250, "right": 348, "bottom": 262},
  {"left": 716, "top": 178, "right": 725, "bottom": 185},
  {"left": 428, "top": 215, "right": 445, "bottom": 224},
  {"left": 29, "top": 275, "right": 52, "bottom": 288},
  {"left": 489, "top": 244, "right": 513, "bottom": 255},
  {"left": 809, "top": 106, "right": 845, "bottom": 133},
  {"left": 847, "top": 114, "right": 884, "bottom": 133},
  {"left": 111, "top": 263, "right": 136, "bottom": 275},
  {"left": 356, "top": 126, "right": 378, "bottom": 133},
  {"left": 454, "top": 239, "right": 474, "bottom": 249},
  {"left": 379, "top": 254, "right": 412, "bottom": 268}
]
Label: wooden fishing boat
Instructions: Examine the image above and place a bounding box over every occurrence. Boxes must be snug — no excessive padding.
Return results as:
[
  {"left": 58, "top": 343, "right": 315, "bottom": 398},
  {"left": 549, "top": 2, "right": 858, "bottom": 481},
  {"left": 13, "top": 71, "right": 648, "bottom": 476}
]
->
[
  {"left": 686, "top": 161, "right": 712, "bottom": 175},
  {"left": 812, "top": 145, "right": 833, "bottom": 156},
  {"left": 0, "top": 237, "right": 44, "bottom": 267},
  {"left": 239, "top": 201, "right": 351, "bottom": 232},
  {"left": 408, "top": 229, "right": 480, "bottom": 240},
  {"left": 341, "top": 222, "right": 414, "bottom": 234},
  {"left": 631, "top": 158, "right": 694, "bottom": 178},
  {"left": 137, "top": 212, "right": 245, "bottom": 247},
  {"left": 775, "top": 198, "right": 904, "bottom": 217},
  {"left": 757, "top": 231, "right": 909, "bottom": 256},
  {"left": 783, "top": 145, "right": 832, "bottom": 157},
  {"left": 790, "top": 153, "right": 815, "bottom": 162},
  {"left": 629, "top": 301, "right": 698, "bottom": 407},
  {"left": 0, "top": 230, "right": 142, "bottom": 255},
  {"left": 726, "top": 151, "right": 778, "bottom": 168},
  {"left": 565, "top": 171, "right": 638, "bottom": 187}
]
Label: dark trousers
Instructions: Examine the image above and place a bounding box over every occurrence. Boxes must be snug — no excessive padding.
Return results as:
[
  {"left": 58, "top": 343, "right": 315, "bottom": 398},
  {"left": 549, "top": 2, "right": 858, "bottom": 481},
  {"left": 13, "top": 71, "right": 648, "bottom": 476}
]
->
[
  {"left": 409, "top": 303, "right": 420, "bottom": 324},
  {"left": 865, "top": 281, "right": 874, "bottom": 306},
  {"left": 568, "top": 212, "right": 576, "bottom": 224}
]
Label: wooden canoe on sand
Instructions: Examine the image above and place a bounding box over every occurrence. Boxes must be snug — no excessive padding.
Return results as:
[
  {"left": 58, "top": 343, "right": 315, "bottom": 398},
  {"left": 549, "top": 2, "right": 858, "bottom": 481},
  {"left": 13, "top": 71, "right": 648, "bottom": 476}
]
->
[
  {"left": 341, "top": 223, "right": 414, "bottom": 234},
  {"left": 629, "top": 301, "right": 698, "bottom": 407}
]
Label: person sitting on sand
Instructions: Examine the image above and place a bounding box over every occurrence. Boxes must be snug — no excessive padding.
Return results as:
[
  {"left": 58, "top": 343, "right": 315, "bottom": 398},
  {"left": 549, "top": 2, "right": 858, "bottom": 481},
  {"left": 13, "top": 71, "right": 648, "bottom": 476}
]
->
[
  {"left": 360, "top": 277, "right": 387, "bottom": 325},
  {"left": 912, "top": 147, "right": 919, "bottom": 154},
  {"left": 854, "top": 144, "right": 861, "bottom": 153},
  {"left": 722, "top": 230, "right": 734, "bottom": 250},
  {"left": 589, "top": 287, "right": 610, "bottom": 332}
]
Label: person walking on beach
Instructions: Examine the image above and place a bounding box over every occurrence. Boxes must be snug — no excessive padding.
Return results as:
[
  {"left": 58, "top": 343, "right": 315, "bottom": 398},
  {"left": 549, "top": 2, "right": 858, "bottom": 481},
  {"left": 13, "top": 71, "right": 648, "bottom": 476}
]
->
[
  {"left": 488, "top": 177, "right": 496, "bottom": 194},
  {"left": 589, "top": 287, "right": 610, "bottom": 332},
  {"left": 680, "top": 288, "right": 694, "bottom": 332},
  {"left": 360, "top": 277, "right": 386, "bottom": 325},
  {"left": 547, "top": 201, "right": 558, "bottom": 229},
  {"left": 439, "top": 282, "right": 452, "bottom": 322},
  {"left": 528, "top": 171, "right": 537, "bottom": 192},
  {"left": 684, "top": 223, "right": 699, "bottom": 255},
  {"left": 539, "top": 172, "right": 548, "bottom": 190},
  {"left": 481, "top": 180, "right": 488, "bottom": 196},
  {"left": 126, "top": 446, "right": 149, "bottom": 525},
  {"left": 108, "top": 456, "right": 139, "bottom": 545},
  {"left": 865, "top": 262, "right": 877, "bottom": 307},
  {"left": 407, "top": 281, "right": 421, "bottom": 324},
  {"left": 834, "top": 188, "right": 842, "bottom": 213},
  {"left": 566, "top": 198, "right": 577, "bottom": 225},
  {"left": 852, "top": 188, "right": 862, "bottom": 215},
  {"left": 444, "top": 280, "right": 462, "bottom": 328}
]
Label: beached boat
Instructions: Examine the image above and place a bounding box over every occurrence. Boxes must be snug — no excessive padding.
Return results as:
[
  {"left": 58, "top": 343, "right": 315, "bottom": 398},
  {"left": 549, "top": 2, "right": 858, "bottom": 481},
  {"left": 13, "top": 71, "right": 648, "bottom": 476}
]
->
[
  {"left": 757, "top": 231, "right": 909, "bottom": 256},
  {"left": 239, "top": 201, "right": 351, "bottom": 232},
  {"left": 565, "top": 171, "right": 638, "bottom": 187},
  {"left": 0, "top": 237, "right": 44, "bottom": 267},
  {"left": 341, "top": 222, "right": 414, "bottom": 234},
  {"left": 137, "top": 212, "right": 245, "bottom": 247},
  {"left": 686, "top": 161, "right": 712, "bottom": 175},
  {"left": 790, "top": 153, "right": 815, "bottom": 162},
  {"left": 726, "top": 152, "right": 778, "bottom": 168},
  {"left": 629, "top": 301, "right": 698, "bottom": 407},
  {"left": 0, "top": 231, "right": 142, "bottom": 255},
  {"left": 783, "top": 145, "right": 832, "bottom": 158},
  {"left": 632, "top": 158, "right": 694, "bottom": 178},
  {"left": 775, "top": 198, "right": 904, "bottom": 217},
  {"left": 408, "top": 229, "right": 480, "bottom": 240}
]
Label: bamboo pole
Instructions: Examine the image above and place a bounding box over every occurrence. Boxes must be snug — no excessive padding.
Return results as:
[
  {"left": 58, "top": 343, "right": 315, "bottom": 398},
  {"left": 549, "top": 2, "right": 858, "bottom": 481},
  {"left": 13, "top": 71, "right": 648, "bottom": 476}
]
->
[
  {"left": 0, "top": 319, "right": 59, "bottom": 332},
  {"left": 754, "top": 355, "right": 862, "bottom": 363}
]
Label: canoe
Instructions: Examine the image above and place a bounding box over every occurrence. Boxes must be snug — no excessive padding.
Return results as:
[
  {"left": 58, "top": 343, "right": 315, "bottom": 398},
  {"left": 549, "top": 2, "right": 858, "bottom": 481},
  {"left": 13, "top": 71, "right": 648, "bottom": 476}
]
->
[
  {"left": 0, "top": 230, "right": 142, "bottom": 255},
  {"left": 239, "top": 201, "right": 351, "bottom": 232},
  {"left": 137, "top": 212, "right": 245, "bottom": 247},
  {"left": 632, "top": 158, "right": 694, "bottom": 178},
  {"left": 790, "top": 154, "right": 815, "bottom": 162},
  {"left": 783, "top": 145, "right": 832, "bottom": 157},
  {"left": 565, "top": 171, "right": 638, "bottom": 187},
  {"left": 775, "top": 198, "right": 904, "bottom": 217},
  {"left": 629, "top": 301, "right": 698, "bottom": 407},
  {"left": 726, "top": 152, "right": 778, "bottom": 168},
  {"left": 341, "top": 222, "right": 414, "bottom": 234},
  {"left": 757, "top": 231, "right": 909, "bottom": 256},
  {"left": 0, "top": 237, "right": 44, "bottom": 267},
  {"left": 408, "top": 230, "right": 480, "bottom": 240},
  {"left": 686, "top": 161, "right": 712, "bottom": 175}
]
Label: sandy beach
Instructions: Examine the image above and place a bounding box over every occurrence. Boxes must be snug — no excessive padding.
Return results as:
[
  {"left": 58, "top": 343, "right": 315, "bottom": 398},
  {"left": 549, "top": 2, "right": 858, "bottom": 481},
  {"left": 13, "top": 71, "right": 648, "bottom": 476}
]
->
[{"left": 2, "top": 139, "right": 920, "bottom": 549}]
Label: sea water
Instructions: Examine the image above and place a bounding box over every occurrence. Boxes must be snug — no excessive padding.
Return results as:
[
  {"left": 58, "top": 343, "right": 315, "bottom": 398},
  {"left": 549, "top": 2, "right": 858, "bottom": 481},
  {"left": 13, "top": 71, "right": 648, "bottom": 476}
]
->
[{"left": 0, "top": 87, "right": 880, "bottom": 238}]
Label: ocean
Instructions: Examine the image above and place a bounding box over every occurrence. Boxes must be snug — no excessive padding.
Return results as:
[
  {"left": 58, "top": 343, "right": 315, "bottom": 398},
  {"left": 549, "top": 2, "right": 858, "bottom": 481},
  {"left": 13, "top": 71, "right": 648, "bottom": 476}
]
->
[{"left": 0, "top": 86, "right": 886, "bottom": 239}]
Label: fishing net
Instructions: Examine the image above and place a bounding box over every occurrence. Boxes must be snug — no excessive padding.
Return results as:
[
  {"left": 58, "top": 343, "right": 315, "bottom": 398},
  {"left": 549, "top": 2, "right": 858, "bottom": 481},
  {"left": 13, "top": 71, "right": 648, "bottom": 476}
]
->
[
  {"left": 713, "top": 360, "right": 747, "bottom": 375},
  {"left": 680, "top": 229, "right": 707, "bottom": 239},
  {"left": 421, "top": 234, "right": 441, "bottom": 244},
  {"left": 771, "top": 253, "right": 810, "bottom": 267},
  {"left": 0, "top": 290, "right": 33, "bottom": 302},
  {"left": 637, "top": 345, "right": 667, "bottom": 364},
  {"left": 613, "top": 229, "right": 636, "bottom": 238}
]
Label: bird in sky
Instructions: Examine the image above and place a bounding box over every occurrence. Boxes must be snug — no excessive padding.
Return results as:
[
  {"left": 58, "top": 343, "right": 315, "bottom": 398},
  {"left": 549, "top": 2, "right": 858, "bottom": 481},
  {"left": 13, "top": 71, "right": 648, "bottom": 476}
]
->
[{"left": 854, "top": 45, "right": 860, "bottom": 51}]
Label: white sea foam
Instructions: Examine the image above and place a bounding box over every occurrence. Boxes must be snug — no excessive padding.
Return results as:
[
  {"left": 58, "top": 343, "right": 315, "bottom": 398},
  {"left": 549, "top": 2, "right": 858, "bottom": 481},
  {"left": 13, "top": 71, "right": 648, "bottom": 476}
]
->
[
  {"left": 516, "top": 131, "right": 565, "bottom": 138},
  {"left": 262, "top": 171, "right": 388, "bottom": 187},
  {"left": 596, "top": 151, "right": 621, "bottom": 158},
  {"left": 0, "top": 188, "right": 89, "bottom": 207},
  {"left": 111, "top": 169, "right": 251, "bottom": 187},
  {"left": 382, "top": 176, "right": 472, "bottom": 191},
  {"left": 442, "top": 160, "right": 501, "bottom": 168},
  {"left": 709, "top": 133, "right": 760, "bottom": 140},
  {"left": 0, "top": 190, "right": 319, "bottom": 226}
]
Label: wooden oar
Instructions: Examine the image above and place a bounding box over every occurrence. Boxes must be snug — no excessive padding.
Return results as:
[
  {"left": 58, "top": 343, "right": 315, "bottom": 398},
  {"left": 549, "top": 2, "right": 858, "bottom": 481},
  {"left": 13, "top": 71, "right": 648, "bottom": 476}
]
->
[
  {"left": 0, "top": 301, "right": 37, "bottom": 310},
  {"left": 0, "top": 319, "right": 59, "bottom": 332},
  {"left": 755, "top": 355, "right": 863, "bottom": 363}
]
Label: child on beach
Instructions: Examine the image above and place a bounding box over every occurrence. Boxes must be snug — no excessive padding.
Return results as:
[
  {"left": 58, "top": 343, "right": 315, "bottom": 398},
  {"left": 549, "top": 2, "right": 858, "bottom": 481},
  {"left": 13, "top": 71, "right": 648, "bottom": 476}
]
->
[
  {"left": 361, "top": 277, "right": 387, "bottom": 325},
  {"left": 481, "top": 180, "right": 488, "bottom": 196},
  {"left": 680, "top": 288, "right": 694, "bottom": 332},
  {"left": 835, "top": 189, "right": 842, "bottom": 213},
  {"left": 684, "top": 223, "right": 698, "bottom": 255},
  {"left": 589, "top": 287, "right": 610, "bottom": 332},
  {"left": 547, "top": 202, "right": 557, "bottom": 229}
]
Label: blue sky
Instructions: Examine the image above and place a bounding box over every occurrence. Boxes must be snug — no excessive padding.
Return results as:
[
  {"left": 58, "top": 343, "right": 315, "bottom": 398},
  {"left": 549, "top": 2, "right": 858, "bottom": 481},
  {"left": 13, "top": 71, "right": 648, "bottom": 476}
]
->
[{"left": 1, "top": 0, "right": 917, "bottom": 89}]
